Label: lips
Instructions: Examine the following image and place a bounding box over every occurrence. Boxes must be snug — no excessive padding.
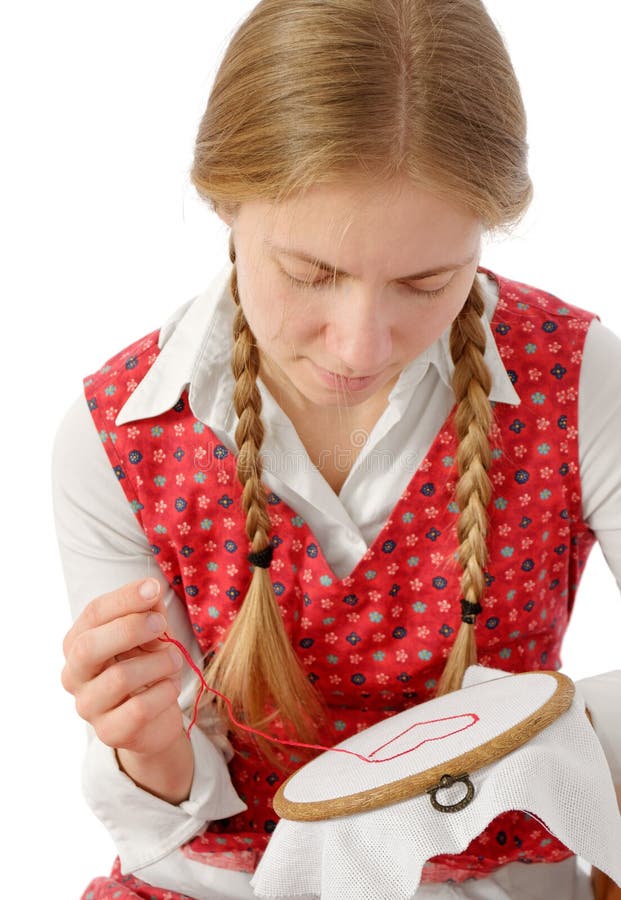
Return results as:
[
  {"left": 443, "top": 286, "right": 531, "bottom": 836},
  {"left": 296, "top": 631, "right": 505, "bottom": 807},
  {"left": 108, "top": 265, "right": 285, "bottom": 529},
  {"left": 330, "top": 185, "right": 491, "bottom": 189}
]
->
[{"left": 312, "top": 361, "right": 383, "bottom": 392}]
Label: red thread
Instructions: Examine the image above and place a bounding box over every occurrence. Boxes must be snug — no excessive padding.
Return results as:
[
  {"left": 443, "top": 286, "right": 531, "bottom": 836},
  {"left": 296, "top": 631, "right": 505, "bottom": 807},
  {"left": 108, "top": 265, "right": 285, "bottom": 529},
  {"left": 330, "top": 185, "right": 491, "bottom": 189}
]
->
[
  {"left": 159, "top": 632, "right": 479, "bottom": 762},
  {"left": 366, "top": 713, "right": 480, "bottom": 762}
]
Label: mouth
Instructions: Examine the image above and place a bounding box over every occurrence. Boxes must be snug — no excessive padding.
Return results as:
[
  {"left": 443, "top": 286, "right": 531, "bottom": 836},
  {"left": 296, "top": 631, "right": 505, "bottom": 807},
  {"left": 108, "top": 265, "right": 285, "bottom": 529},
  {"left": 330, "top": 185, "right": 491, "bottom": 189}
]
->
[{"left": 312, "top": 361, "right": 384, "bottom": 392}]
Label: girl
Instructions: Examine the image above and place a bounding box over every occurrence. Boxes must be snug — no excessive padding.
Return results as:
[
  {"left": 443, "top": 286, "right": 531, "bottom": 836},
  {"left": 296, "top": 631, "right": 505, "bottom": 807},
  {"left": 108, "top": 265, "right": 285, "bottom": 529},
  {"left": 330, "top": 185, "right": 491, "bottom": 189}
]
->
[{"left": 54, "top": 0, "right": 621, "bottom": 897}]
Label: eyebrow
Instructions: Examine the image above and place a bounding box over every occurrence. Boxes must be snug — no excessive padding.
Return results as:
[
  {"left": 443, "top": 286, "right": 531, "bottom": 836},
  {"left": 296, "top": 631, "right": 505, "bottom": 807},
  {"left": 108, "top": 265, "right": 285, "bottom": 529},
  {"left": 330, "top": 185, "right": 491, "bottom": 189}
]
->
[{"left": 267, "top": 241, "right": 477, "bottom": 281}]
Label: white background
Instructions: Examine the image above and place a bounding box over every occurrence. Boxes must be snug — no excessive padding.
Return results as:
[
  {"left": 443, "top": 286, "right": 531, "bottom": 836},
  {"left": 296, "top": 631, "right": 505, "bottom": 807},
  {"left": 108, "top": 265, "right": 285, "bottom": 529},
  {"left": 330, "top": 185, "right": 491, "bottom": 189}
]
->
[{"left": 1, "top": 2, "right": 620, "bottom": 897}]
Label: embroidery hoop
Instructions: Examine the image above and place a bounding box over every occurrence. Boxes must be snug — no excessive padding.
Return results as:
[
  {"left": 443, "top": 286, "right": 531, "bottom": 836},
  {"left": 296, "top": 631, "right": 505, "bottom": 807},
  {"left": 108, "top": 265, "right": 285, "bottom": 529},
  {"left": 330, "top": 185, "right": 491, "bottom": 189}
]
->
[{"left": 274, "top": 669, "right": 574, "bottom": 821}]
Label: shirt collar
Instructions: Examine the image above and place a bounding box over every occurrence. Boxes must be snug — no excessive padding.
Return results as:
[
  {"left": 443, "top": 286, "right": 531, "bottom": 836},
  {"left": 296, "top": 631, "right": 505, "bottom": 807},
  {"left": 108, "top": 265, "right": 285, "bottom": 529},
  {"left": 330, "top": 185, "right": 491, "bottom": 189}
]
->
[{"left": 115, "top": 264, "right": 519, "bottom": 429}]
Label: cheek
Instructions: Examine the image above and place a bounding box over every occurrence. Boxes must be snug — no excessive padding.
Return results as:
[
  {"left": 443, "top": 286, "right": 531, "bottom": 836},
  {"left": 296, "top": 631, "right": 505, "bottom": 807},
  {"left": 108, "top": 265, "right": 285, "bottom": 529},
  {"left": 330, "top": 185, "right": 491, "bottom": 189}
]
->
[
  {"left": 402, "top": 296, "right": 464, "bottom": 354},
  {"left": 437, "top": 294, "right": 467, "bottom": 333},
  {"left": 237, "top": 276, "right": 298, "bottom": 350},
  {"left": 266, "top": 300, "right": 320, "bottom": 357}
]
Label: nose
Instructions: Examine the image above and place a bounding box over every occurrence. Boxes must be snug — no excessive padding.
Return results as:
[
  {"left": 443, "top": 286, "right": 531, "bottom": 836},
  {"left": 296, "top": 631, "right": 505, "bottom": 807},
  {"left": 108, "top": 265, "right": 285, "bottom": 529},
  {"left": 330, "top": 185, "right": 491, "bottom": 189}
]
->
[{"left": 324, "top": 287, "right": 393, "bottom": 376}]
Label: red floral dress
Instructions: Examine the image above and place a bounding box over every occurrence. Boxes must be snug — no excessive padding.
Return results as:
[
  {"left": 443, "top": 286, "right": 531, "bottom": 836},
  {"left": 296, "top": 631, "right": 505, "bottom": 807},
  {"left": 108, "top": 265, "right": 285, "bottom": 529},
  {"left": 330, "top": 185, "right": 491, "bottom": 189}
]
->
[{"left": 81, "top": 268, "right": 596, "bottom": 898}]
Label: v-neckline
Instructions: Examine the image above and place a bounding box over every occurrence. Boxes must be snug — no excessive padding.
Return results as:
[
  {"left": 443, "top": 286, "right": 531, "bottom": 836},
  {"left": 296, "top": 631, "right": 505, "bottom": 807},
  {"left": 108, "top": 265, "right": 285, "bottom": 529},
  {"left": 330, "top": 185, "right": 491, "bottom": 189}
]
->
[
  {"left": 227, "top": 398, "right": 459, "bottom": 585},
  {"left": 311, "top": 400, "right": 460, "bottom": 583},
  {"left": 213, "top": 267, "right": 505, "bottom": 585}
]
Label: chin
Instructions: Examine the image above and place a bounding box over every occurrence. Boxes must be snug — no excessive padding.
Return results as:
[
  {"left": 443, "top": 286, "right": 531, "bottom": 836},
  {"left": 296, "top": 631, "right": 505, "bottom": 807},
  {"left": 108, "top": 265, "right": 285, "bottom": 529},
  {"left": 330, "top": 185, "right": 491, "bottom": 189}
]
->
[{"left": 305, "top": 380, "right": 387, "bottom": 409}]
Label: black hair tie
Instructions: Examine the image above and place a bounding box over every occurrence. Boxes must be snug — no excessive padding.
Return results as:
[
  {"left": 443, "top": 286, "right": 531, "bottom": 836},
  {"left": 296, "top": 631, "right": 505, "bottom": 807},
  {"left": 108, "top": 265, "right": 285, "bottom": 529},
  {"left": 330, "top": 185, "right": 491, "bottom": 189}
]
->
[
  {"left": 248, "top": 545, "right": 274, "bottom": 569},
  {"left": 460, "top": 599, "right": 482, "bottom": 625}
]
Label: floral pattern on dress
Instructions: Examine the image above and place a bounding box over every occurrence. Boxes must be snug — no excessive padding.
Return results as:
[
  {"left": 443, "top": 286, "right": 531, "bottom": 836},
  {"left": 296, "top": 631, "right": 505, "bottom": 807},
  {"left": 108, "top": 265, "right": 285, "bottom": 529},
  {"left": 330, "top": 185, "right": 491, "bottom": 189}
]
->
[{"left": 82, "top": 268, "right": 597, "bottom": 897}]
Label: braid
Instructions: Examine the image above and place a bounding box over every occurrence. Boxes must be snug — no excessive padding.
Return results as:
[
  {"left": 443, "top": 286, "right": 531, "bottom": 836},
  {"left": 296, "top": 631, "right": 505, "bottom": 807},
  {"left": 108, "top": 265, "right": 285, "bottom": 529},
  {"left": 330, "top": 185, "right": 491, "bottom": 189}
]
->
[
  {"left": 202, "top": 234, "right": 324, "bottom": 762},
  {"left": 436, "top": 277, "right": 494, "bottom": 696},
  {"left": 229, "top": 259, "right": 272, "bottom": 551}
]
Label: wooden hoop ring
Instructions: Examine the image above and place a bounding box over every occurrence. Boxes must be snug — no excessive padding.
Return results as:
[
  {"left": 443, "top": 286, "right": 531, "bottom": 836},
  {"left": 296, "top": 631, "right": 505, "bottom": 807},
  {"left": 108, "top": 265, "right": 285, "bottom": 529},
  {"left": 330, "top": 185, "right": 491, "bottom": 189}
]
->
[{"left": 274, "top": 670, "right": 574, "bottom": 822}]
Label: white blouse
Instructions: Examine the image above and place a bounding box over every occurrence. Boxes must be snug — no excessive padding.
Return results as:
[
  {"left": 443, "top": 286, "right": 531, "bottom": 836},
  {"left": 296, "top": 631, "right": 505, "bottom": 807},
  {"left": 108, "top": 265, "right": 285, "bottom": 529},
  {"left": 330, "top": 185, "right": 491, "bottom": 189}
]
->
[{"left": 52, "top": 263, "right": 621, "bottom": 899}]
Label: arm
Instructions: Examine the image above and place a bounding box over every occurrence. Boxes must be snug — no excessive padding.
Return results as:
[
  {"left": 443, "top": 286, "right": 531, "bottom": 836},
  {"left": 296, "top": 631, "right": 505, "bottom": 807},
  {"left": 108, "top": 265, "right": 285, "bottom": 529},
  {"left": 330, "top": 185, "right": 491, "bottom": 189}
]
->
[
  {"left": 53, "top": 393, "right": 246, "bottom": 873},
  {"left": 577, "top": 316, "right": 621, "bottom": 773},
  {"left": 577, "top": 318, "right": 621, "bottom": 896},
  {"left": 580, "top": 318, "right": 621, "bottom": 586}
]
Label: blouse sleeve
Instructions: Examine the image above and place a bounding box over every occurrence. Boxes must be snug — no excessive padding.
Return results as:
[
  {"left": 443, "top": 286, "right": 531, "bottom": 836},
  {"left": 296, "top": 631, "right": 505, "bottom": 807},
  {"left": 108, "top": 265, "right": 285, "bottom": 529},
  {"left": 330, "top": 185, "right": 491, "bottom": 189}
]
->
[
  {"left": 575, "top": 317, "right": 621, "bottom": 786},
  {"left": 51, "top": 393, "right": 247, "bottom": 874},
  {"left": 579, "top": 317, "right": 621, "bottom": 584}
]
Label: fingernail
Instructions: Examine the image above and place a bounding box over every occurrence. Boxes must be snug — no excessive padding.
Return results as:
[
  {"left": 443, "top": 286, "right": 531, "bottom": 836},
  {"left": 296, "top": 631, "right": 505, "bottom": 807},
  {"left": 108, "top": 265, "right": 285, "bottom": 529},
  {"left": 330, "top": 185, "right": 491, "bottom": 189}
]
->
[
  {"left": 139, "top": 579, "right": 159, "bottom": 601},
  {"left": 147, "top": 612, "right": 166, "bottom": 634},
  {"left": 168, "top": 647, "right": 183, "bottom": 669}
]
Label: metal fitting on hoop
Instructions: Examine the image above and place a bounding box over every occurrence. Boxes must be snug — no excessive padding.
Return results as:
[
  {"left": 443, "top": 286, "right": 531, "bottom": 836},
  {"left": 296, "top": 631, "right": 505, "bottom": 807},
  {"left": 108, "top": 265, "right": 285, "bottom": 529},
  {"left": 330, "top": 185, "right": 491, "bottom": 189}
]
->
[{"left": 427, "top": 773, "right": 475, "bottom": 813}]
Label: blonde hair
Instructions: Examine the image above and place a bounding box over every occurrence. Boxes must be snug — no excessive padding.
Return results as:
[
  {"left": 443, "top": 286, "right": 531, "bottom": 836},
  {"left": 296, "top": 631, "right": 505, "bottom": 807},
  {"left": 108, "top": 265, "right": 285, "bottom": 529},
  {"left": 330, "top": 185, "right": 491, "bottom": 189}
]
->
[{"left": 190, "top": 0, "right": 533, "bottom": 752}]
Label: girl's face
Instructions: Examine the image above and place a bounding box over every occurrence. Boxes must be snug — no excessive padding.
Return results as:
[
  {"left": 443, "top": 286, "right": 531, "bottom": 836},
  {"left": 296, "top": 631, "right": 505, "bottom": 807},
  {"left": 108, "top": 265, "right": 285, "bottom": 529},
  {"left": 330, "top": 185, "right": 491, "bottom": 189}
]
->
[{"left": 221, "top": 176, "right": 483, "bottom": 415}]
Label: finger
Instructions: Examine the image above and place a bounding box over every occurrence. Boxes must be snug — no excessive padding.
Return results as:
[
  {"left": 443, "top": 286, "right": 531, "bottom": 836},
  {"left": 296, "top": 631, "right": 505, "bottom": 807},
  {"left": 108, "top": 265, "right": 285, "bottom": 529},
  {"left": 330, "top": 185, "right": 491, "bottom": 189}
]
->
[
  {"left": 115, "top": 598, "right": 177, "bottom": 658},
  {"left": 74, "top": 647, "right": 184, "bottom": 721},
  {"left": 63, "top": 578, "right": 162, "bottom": 657},
  {"left": 64, "top": 608, "right": 169, "bottom": 689},
  {"left": 93, "top": 680, "right": 184, "bottom": 753},
  {"left": 111, "top": 599, "right": 176, "bottom": 659}
]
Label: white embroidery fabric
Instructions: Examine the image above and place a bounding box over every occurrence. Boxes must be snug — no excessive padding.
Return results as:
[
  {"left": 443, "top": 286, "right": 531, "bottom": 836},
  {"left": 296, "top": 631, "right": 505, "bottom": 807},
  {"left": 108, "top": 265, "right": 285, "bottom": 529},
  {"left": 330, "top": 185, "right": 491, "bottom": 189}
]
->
[{"left": 251, "top": 666, "right": 621, "bottom": 900}]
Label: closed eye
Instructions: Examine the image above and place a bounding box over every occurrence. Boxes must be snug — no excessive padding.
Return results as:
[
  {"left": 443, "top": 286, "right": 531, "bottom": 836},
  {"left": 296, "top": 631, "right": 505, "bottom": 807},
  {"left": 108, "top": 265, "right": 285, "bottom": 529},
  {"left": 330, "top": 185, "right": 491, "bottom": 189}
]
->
[
  {"left": 405, "top": 283, "right": 450, "bottom": 299},
  {"left": 284, "top": 273, "right": 335, "bottom": 291},
  {"left": 284, "top": 272, "right": 451, "bottom": 298}
]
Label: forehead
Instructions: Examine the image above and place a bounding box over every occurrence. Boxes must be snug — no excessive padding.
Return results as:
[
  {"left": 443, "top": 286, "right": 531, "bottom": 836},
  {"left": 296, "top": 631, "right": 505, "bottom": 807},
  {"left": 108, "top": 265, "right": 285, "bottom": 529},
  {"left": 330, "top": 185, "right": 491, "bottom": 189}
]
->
[{"left": 252, "top": 178, "right": 482, "bottom": 275}]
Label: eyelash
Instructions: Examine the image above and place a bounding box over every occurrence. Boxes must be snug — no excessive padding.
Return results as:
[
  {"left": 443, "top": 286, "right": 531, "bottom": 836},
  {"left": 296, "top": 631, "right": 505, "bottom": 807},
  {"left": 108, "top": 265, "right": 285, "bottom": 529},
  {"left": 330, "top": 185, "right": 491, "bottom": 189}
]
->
[{"left": 284, "top": 273, "right": 450, "bottom": 299}]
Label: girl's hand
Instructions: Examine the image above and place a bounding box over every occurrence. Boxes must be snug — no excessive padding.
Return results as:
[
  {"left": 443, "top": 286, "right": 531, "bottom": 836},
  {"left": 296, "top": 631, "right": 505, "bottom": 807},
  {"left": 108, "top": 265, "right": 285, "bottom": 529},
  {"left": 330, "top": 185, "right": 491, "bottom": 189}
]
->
[{"left": 61, "top": 578, "right": 186, "bottom": 757}]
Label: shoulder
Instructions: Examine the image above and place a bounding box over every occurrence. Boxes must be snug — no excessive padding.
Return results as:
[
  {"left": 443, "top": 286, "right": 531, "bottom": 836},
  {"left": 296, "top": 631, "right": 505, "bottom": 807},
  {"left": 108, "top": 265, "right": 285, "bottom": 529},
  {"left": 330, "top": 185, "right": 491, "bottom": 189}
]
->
[
  {"left": 52, "top": 390, "right": 136, "bottom": 547},
  {"left": 484, "top": 268, "right": 597, "bottom": 328},
  {"left": 83, "top": 286, "right": 211, "bottom": 394},
  {"left": 53, "top": 390, "right": 105, "bottom": 485},
  {"left": 583, "top": 316, "right": 621, "bottom": 363},
  {"left": 83, "top": 329, "right": 161, "bottom": 397},
  {"left": 578, "top": 318, "right": 621, "bottom": 525},
  {"left": 83, "top": 264, "right": 234, "bottom": 428},
  {"left": 581, "top": 317, "right": 621, "bottom": 400},
  {"left": 82, "top": 324, "right": 163, "bottom": 439}
]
